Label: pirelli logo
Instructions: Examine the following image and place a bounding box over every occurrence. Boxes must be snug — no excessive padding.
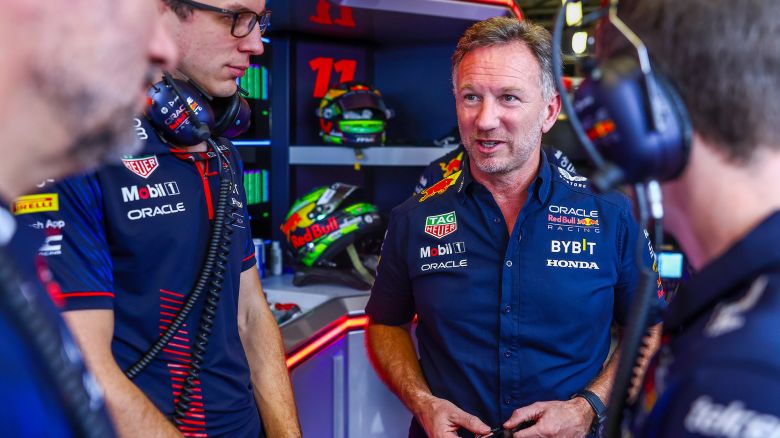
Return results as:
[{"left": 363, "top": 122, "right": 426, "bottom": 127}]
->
[{"left": 13, "top": 193, "right": 59, "bottom": 215}]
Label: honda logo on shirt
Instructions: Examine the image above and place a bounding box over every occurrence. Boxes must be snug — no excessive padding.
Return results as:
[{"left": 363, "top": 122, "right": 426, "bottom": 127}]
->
[{"left": 121, "top": 182, "right": 180, "bottom": 203}]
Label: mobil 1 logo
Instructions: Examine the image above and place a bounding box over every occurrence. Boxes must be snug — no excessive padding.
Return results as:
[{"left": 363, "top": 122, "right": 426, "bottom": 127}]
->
[{"left": 420, "top": 241, "right": 466, "bottom": 259}]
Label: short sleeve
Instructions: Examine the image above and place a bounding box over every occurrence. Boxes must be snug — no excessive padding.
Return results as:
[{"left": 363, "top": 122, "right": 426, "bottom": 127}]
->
[
  {"left": 229, "top": 147, "right": 257, "bottom": 272},
  {"left": 365, "top": 208, "right": 415, "bottom": 325},
  {"left": 614, "top": 207, "right": 666, "bottom": 326},
  {"left": 22, "top": 174, "right": 115, "bottom": 310}
]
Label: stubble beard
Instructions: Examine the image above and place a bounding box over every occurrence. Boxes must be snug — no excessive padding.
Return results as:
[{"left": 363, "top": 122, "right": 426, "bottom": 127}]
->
[
  {"left": 31, "top": 62, "right": 144, "bottom": 173},
  {"left": 466, "top": 116, "right": 546, "bottom": 176}
]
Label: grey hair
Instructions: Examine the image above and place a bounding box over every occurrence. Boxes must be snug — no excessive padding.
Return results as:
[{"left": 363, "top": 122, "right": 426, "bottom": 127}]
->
[{"left": 452, "top": 16, "right": 559, "bottom": 101}]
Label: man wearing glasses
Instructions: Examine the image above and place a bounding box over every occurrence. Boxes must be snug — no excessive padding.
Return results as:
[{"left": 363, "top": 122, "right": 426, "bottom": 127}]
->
[{"left": 22, "top": 1, "right": 301, "bottom": 437}]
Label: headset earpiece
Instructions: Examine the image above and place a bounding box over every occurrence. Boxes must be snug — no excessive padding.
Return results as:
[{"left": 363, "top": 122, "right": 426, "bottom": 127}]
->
[
  {"left": 211, "top": 92, "right": 252, "bottom": 139},
  {"left": 146, "top": 78, "right": 214, "bottom": 146},
  {"left": 573, "top": 55, "right": 691, "bottom": 184},
  {"left": 146, "top": 77, "right": 251, "bottom": 146}
]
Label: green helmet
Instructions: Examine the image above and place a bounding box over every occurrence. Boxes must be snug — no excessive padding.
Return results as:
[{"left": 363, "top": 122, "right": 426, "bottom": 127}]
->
[{"left": 280, "top": 183, "right": 384, "bottom": 289}]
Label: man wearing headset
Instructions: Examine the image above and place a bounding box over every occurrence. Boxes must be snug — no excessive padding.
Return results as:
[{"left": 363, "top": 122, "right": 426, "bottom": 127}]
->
[
  {"left": 594, "top": 0, "right": 780, "bottom": 435},
  {"left": 1, "top": 0, "right": 176, "bottom": 435},
  {"left": 366, "top": 17, "right": 663, "bottom": 438},
  {"left": 21, "top": 0, "right": 301, "bottom": 437}
]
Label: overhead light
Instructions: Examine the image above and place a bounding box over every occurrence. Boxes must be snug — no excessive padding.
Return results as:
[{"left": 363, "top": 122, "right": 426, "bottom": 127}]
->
[
  {"left": 572, "top": 31, "right": 588, "bottom": 54},
  {"left": 331, "top": 0, "right": 510, "bottom": 21},
  {"left": 562, "top": 0, "right": 583, "bottom": 26}
]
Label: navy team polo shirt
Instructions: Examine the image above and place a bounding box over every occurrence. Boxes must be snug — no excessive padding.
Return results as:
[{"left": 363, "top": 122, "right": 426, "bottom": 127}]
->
[
  {"left": 0, "top": 207, "right": 114, "bottom": 437},
  {"left": 631, "top": 211, "right": 780, "bottom": 437},
  {"left": 367, "top": 149, "right": 662, "bottom": 434},
  {"left": 23, "top": 118, "right": 262, "bottom": 437}
]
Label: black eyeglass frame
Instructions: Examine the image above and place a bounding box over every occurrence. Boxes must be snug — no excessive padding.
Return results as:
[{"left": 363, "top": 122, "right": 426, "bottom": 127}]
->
[{"left": 176, "top": 0, "right": 271, "bottom": 38}]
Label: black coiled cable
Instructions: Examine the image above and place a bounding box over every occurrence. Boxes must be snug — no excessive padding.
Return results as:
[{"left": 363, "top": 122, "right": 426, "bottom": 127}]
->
[
  {"left": 0, "top": 250, "right": 115, "bottom": 437},
  {"left": 173, "top": 139, "right": 237, "bottom": 423},
  {"left": 602, "top": 184, "right": 660, "bottom": 438}
]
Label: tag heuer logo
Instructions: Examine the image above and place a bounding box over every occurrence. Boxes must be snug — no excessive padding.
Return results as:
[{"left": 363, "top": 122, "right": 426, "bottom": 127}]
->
[
  {"left": 424, "top": 211, "right": 457, "bottom": 239},
  {"left": 122, "top": 156, "right": 159, "bottom": 179}
]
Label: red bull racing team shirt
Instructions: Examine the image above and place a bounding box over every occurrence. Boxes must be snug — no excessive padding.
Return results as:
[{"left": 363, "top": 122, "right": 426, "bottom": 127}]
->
[
  {"left": 367, "top": 149, "right": 663, "bottom": 436},
  {"left": 630, "top": 211, "right": 780, "bottom": 437},
  {"left": 21, "top": 118, "right": 263, "bottom": 437}
]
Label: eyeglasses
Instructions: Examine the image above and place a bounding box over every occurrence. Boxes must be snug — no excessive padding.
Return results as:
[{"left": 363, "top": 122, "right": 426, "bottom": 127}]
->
[{"left": 176, "top": 0, "right": 271, "bottom": 38}]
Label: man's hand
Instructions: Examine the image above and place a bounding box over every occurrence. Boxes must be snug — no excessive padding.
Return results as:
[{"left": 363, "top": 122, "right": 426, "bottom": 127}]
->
[
  {"left": 414, "top": 394, "right": 491, "bottom": 438},
  {"left": 503, "top": 398, "right": 593, "bottom": 438}
]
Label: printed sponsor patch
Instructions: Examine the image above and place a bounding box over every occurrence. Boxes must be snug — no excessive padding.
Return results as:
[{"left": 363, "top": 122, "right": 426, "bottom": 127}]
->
[
  {"left": 121, "top": 181, "right": 180, "bottom": 203},
  {"left": 557, "top": 167, "right": 588, "bottom": 188},
  {"left": 421, "top": 259, "right": 468, "bottom": 272},
  {"left": 438, "top": 151, "right": 464, "bottom": 178},
  {"left": 127, "top": 202, "right": 186, "bottom": 221},
  {"left": 420, "top": 242, "right": 466, "bottom": 258},
  {"left": 122, "top": 156, "right": 159, "bottom": 179},
  {"left": 551, "top": 239, "right": 596, "bottom": 255},
  {"left": 424, "top": 211, "right": 457, "bottom": 239},
  {"left": 546, "top": 259, "right": 600, "bottom": 269},
  {"left": 547, "top": 205, "right": 601, "bottom": 233},
  {"left": 13, "top": 194, "right": 59, "bottom": 215},
  {"left": 418, "top": 171, "right": 461, "bottom": 203}
]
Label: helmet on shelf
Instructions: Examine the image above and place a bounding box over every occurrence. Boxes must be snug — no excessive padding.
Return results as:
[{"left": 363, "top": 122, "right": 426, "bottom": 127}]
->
[
  {"left": 315, "top": 82, "right": 394, "bottom": 146},
  {"left": 280, "top": 182, "right": 385, "bottom": 290}
]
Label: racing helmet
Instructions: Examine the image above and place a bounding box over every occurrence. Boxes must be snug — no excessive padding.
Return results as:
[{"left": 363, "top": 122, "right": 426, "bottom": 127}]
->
[
  {"left": 316, "top": 82, "right": 393, "bottom": 146},
  {"left": 281, "top": 183, "right": 385, "bottom": 290}
]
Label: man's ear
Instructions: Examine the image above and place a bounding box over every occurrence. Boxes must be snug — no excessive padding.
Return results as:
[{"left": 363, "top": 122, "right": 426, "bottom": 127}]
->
[{"left": 542, "top": 92, "right": 562, "bottom": 134}]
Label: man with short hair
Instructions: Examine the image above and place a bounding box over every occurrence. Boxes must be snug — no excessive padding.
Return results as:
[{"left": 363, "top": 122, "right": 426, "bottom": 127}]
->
[
  {"left": 0, "top": 0, "right": 176, "bottom": 435},
  {"left": 366, "top": 17, "right": 662, "bottom": 438},
  {"left": 607, "top": 0, "right": 780, "bottom": 435},
  {"left": 23, "top": 0, "right": 301, "bottom": 436}
]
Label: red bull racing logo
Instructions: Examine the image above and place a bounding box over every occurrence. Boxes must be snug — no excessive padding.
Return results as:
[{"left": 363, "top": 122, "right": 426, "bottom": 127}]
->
[
  {"left": 438, "top": 152, "right": 464, "bottom": 178},
  {"left": 547, "top": 205, "right": 601, "bottom": 233},
  {"left": 424, "top": 211, "right": 457, "bottom": 239},
  {"left": 419, "top": 171, "right": 461, "bottom": 203},
  {"left": 578, "top": 217, "right": 599, "bottom": 226}
]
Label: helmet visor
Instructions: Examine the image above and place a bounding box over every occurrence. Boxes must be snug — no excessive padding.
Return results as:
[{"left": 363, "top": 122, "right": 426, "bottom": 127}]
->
[
  {"left": 339, "top": 120, "right": 385, "bottom": 134},
  {"left": 337, "top": 91, "right": 387, "bottom": 114}
]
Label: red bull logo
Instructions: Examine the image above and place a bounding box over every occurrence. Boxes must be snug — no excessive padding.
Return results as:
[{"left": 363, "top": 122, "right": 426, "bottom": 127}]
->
[
  {"left": 438, "top": 151, "right": 464, "bottom": 178},
  {"left": 547, "top": 214, "right": 578, "bottom": 225},
  {"left": 281, "top": 204, "right": 316, "bottom": 237},
  {"left": 419, "top": 171, "right": 461, "bottom": 203},
  {"left": 281, "top": 212, "right": 303, "bottom": 237},
  {"left": 578, "top": 218, "right": 600, "bottom": 226},
  {"left": 289, "top": 217, "right": 339, "bottom": 249},
  {"left": 586, "top": 119, "right": 616, "bottom": 141}
]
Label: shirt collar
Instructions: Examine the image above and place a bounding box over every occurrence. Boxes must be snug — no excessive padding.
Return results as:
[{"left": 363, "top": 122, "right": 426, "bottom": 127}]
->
[
  {"left": 457, "top": 148, "right": 552, "bottom": 205},
  {"left": 664, "top": 210, "right": 780, "bottom": 332},
  {"left": 132, "top": 117, "right": 229, "bottom": 162}
]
